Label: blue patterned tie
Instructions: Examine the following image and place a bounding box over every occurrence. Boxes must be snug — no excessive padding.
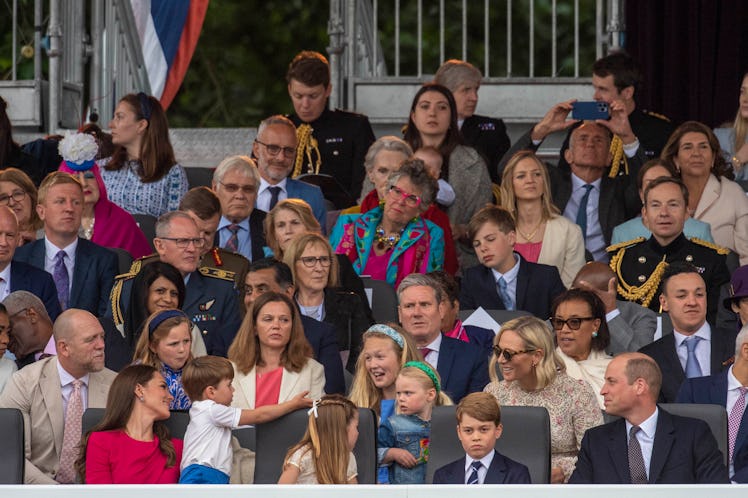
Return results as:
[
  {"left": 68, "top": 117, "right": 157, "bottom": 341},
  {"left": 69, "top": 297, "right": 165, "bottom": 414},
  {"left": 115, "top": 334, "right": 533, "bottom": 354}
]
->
[
  {"left": 225, "top": 224, "right": 240, "bottom": 252},
  {"left": 684, "top": 336, "right": 703, "bottom": 378},
  {"left": 268, "top": 186, "right": 282, "bottom": 210},
  {"left": 467, "top": 460, "right": 482, "bottom": 484},
  {"left": 53, "top": 250, "right": 70, "bottom": 310},
  {"left": 497, "top": 276, "right": 514, "bottom": 311},
  {"left": 576, "top": 184, "right": 593, "bottom": 239}
]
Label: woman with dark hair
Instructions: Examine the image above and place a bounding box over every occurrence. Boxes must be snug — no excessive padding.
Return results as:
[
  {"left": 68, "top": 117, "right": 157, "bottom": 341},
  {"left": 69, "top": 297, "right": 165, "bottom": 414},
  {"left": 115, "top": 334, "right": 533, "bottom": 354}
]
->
[
  {"left": 662, "top": 120, "right": 748, "bottom": 264},
  {"left": 403, "top": 83, "right": 492, "bottom": 269},
  {"left": 99, "top": 93, "right": 188, "bottom": 217},
  {"left": 76, "top": 364, "right": 183, "bottom": 483},
  {"left": 228, "top": 291, "right": 324, "bottom": 409},
  {"left": 0, "top": 97, "right": 43, "bottom": 184},
  {"left": 550, "top": 289, "right": 613, "bottom": 409},
  {"left": 0, "top": 167, "right": 42, "bottom": 244}
]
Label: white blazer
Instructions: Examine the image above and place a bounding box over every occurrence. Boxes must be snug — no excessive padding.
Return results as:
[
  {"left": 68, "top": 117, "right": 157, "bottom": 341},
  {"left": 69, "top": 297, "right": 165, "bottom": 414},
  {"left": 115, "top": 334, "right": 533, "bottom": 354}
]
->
[
  {"left": 694, "top": 174, "right": 748, "bottom": 265},
  {"left": 231, "top": 359, "right": 325, "bottom": 409},
  {"left": 538, "top": 215, "right": 586, "bottom": 288}
]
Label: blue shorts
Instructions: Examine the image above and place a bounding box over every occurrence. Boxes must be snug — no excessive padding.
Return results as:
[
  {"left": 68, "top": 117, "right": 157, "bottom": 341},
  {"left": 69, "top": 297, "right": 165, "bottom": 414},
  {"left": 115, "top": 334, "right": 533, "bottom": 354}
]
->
[{"left": 179, "top": 463, "right": 230, "bottom": 484}]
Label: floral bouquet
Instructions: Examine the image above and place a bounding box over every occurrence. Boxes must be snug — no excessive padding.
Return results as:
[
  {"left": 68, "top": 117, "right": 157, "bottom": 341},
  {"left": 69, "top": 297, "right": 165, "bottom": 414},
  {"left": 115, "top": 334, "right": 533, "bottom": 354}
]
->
[{"left": 58, "top": 132, "right": 98, "bottom": 171}]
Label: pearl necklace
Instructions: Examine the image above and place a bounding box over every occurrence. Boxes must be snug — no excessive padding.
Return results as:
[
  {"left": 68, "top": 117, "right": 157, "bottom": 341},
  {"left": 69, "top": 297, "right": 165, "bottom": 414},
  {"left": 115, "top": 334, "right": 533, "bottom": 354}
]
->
[{"left": 375, "top": 224, "right": 405, "bottom": 250}]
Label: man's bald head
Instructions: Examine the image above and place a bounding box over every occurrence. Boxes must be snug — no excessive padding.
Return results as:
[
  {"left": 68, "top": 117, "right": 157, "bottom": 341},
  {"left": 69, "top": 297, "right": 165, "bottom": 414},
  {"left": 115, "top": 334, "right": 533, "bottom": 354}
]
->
[
  {"left": 573, "top": 262, "right": 617, "bottom": 291},
  {"left": 54, "top": 309, "right": 106, "bottom": 376}
]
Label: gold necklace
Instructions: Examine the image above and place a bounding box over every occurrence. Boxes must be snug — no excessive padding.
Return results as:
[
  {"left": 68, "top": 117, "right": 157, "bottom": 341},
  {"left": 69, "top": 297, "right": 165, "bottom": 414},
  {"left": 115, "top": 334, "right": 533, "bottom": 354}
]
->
[{"left": 517, "top": 220, "right": 543, "bottom": 241}]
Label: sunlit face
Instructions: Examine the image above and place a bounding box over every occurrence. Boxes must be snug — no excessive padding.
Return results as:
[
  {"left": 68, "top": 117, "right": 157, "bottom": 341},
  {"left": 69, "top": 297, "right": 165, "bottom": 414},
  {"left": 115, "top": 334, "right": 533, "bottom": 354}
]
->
[
  {"left": 185, "top": 210, "right": 220, "bottom": 256},
  {"left": 58, "top": 315, "right": 106, "bottom": 374},
  {"left": 398, "top": 285, "right": 444, "bottom": 345},
  {"left": 274, "top": 208, "right": 309, "bottom": 252},
  {"left": 639, "top": 165, "right": 672, "bottom": 201},
  {"left": 659, "top": 272, "right": 707, "bottom": 334},
  {"left": 211, "top": 377, "right": 235, "bottom": 406},
  {"left": 553, "top": 300, "right": 600, "bottom": 362},
  {"left": 592, "top": 74, "right": 623, "bottom": 104},
  {"left": 152, "top": 322, "right": 191, "bottom": 371},
  {"left": 362, "top": 336, "right": 401, "bottom": 395},
  {"left": 255, "top": 300, "right": 293, "bottom": 351},
  {"left": 457, "top": 414, "right": 502, "bottom": 460},
  {"left": 0, "top": 181, "right": 32, "bottom": 226},
  {"left": 367, "top": 150, "right": 408, "bottom": 199},
  {"left": 0, "top": 208, "right": 20, "bottom": 268},
  {"left": 346, "top": 411, "right": 360, "bottom": 451},
  {"left": 253, "top": 124, "right": 297, "bottom": 184},
  {"left": 452, "top": 82, "right": 480, "bottom": 120},
  {"left": 288, "top": 80, "right": 331, "bottom": 123},
  {"left": 411, "top": 91, "right": 451, "bottom": 140},
  {"left": 396, "top": 374, "right": 435, "bottom": 416},
  {"left": 565, "top": 123, "right": 611, "bottom": 173},
  {"left": 146, "top": 276, "right": 180, "bottom": 314},
  {"left": 154, "top": 217, "right": 200, "bottom": 276},
  {"left": 642, "top": 182, "right": 688, "bottom": 244},
  {"left": 472, "top": 222, "right": 516, "bottom": 273},
  {"left": 511, "top": 157, "right": 545, "bottom": 201},
  {"left": 76, "top": 171, "right": 100, "bottom": 206},
  {"left": 0, "top": 312, "right": 10, "bottom": 357},
  {"left": 495, "top": 329, "right": 539, "bottom": 385},
  {"left": 213, "top": 168, "right": 257, "bottom": 223},
  {"left": 109, "top": 101, "right": 146, "bottom": 148},
  {"left": 740, "top": 75, "right": 748, "bottom": 119},
  {"left": 294, "top": 243, "right": 330, "bottom": 293},
  {"left": 138, "top": 372, "right": 173, "bottom": 420},
  {"left": 37, "top": 183, "right": 83, "bottom": 239},
  {"left": 600, "top": 356, "right": 637, "bottom": 416},
  {"left": 382, "top": 176, "right": 425, "bottom": 227},
  {"left": 674, "top": 132, "right": 714, "bottom": 179}
]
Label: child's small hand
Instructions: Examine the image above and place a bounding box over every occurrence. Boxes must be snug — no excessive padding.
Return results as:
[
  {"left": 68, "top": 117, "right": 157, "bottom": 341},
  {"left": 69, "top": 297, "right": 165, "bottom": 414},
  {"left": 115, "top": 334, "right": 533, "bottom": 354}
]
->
[
  {"left": 389, "top": 448, "right": 418, "bottom": 468},
  {"left": 291, "top": 390, "right": 314, "bottom": 409}
]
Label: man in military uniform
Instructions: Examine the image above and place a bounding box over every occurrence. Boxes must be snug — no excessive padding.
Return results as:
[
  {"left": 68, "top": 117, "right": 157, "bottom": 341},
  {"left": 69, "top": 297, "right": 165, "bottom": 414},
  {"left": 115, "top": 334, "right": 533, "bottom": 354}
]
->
[
  {"left": 609, "top": 176, "right": 730, "bottom": 323},
  {"left": 434, "top": 59, "right": 510, "bottom": 184},
  {"left": 286, "top": 50, "right": 375, "bottom": 203},
  {"left": 108, "top": 211, "right": 241, "bottom": 357}
]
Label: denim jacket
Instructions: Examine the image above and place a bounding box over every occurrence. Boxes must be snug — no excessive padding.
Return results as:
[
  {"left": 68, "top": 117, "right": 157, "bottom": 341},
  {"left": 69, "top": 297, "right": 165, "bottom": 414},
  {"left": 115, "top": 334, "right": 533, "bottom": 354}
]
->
[{"left": 377, "top": 413, "right": 431, "bottom": 484}]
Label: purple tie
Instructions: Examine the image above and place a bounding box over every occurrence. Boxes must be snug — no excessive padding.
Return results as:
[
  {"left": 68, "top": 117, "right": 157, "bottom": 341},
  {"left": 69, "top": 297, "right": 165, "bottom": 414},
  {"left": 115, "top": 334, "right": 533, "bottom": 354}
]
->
[
  {"left": 225, "top": 224, "right": 240, "bottom": 252},
  {"left": 729, "top": 386, "right": 748, "bottom": 462},
  {"left": 53, "top": 250, "right": 70, "bottom": 310}
]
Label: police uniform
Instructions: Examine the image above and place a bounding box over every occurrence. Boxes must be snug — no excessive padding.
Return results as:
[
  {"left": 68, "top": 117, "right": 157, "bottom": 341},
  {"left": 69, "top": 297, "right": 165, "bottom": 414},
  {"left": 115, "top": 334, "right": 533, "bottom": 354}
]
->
[
  {"left": 460, "top": 114, "right": 511, "bottom": 184},
  {"left": 108, "top": 256, "right": 242, "bottom": 357},
  {"left": 289, "top": 108, "right": 375, "bottom": 202},
  {"left": 608, "top": 233, "right": 730, "bottom": 323}
]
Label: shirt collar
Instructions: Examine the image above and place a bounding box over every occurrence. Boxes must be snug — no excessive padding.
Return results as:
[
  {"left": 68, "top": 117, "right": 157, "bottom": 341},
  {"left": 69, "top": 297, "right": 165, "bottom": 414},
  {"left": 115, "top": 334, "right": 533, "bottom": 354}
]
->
[
  {"left": 491, "top": 253, "right": 520, "bottom": 283},
  {"left": 626, "top": 407, "right": 659, "bottom": 439},
  {"left": 673, "top": 320, "right": 711, "bottom": 347},
  {"left": 571, "top": 171, "right": 602, "bottom": 190},
  {"left": 259, "top": 177, "right": 288, "bottom": 195},
  {"left": 44, "top": 237, "right": 78, "bottom": 261},
  {"left": 424, "top": 333, "right": 443, "bottom": 353},
  {"left": 218, "top": 215, "right": 251, "bottom": 231},
  {"left": 464, "top": 450, "right": 495, "bottom": 473},
  {"left": 728, "top": 365, "right": 745, "bottom": 391},
  {"left": 56, "top": 359, "right": 89, "bottom": 388},
  {"left": 0, "top": 263, "right": 11, "bottom": 283}
]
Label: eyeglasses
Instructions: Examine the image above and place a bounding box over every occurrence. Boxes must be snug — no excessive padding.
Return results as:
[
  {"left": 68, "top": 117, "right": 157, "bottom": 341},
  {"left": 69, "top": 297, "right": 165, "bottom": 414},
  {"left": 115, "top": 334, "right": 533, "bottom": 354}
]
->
[
  {"left": 255, "top": 140, "right": 297, "bottom": 158},
  {"left": 493, "top": 346, "right": 536, "bottom": 362},
  {"left": 299, "top": 256, "right": 332, "bottom": 268},
  {"left": 549, "top": 317, "right": 596, "bottom": 331},
  {"left": 218, "top": 181, "right": 257, "bottom": 195},
  {"left": 158, "top": 237, "right": 206, "bottom": 249},
  {"left": 388, "top": 185, "right": 422, "bottom": 207},
  {"left": 0, "top": 190, "right": 26, "bottom": 206}
]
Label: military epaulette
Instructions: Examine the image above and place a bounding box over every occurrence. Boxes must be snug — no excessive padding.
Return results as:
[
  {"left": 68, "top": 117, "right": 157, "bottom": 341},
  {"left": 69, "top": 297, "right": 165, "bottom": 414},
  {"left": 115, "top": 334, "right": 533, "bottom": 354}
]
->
[
  {"left": 689, "top": 237, "right": 730, "bottom": 255},
  {"left": 643, "top": 110, "right": 671, "bottom": 122},
  {"left": 606, "top": 237, "right": 645, "bottom": 253},
  {"left": 199, "top": 266, "right": 236, "bottom": 282}
]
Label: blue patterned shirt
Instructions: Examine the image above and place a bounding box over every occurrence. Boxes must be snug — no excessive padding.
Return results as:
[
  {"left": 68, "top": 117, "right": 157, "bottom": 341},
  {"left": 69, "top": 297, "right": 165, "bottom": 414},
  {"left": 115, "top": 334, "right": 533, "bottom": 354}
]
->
[{"left": 162, "top": 363, "right": 191, "bottom": 411}]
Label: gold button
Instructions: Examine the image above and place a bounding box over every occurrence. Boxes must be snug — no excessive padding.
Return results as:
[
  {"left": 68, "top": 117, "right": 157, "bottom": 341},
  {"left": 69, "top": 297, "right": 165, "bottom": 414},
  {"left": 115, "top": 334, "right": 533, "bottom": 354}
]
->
[
  {"left": 638, "top": 275, "right": 647, "bottom": 283},
  {"left": 638, "top": 256, "right": 646, "bottom": 264}
]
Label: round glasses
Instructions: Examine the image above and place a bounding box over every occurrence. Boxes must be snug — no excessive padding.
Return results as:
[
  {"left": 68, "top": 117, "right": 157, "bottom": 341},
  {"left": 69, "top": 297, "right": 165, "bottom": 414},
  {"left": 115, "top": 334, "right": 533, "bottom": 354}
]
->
[
  {"left": 0, "top": 190, "right": 27, "bottom": 206},
  {"left": 298, "top": 256, "right": 332, "bottom": 268}
]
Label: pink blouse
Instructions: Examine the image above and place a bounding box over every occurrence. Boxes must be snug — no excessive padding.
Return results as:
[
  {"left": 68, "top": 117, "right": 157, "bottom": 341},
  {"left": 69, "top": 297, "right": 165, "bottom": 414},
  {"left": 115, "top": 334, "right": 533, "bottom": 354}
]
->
[
  {"left": 362, "top": 248, "right": 390, "bottom": 282},
  {"left": 514, "top": 241, "right": 543, "bottom": 263},
  {"left": 255, "top": 367, "right": 283, "bottom": 407}
]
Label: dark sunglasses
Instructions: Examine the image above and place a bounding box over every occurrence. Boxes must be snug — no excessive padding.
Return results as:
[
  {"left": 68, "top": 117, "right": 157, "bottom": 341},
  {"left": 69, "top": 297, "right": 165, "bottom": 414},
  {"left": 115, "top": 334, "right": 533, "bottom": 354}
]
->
[
  {"left": 493, "top": 346, "right": 536, "bottom": 362},
  {"left": 549, "top": 317, "right": 596, "bottom": 331}
]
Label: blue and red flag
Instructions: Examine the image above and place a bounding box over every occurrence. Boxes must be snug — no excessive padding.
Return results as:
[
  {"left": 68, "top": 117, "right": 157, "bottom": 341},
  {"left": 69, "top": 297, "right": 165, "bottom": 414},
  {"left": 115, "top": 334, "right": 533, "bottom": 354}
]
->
[{"left": 130, "top": 0, "right": 209, "bottom": 109}]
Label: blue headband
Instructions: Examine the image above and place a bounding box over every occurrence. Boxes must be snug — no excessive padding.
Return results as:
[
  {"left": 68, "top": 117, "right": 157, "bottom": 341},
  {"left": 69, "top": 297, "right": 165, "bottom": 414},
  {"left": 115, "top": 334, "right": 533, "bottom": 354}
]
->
[
  {"left": 365, "top": 324, "right": 405, "bottom": 349},
  {"left": 148, "top": 309, "right": 188, "bottom": 339}
]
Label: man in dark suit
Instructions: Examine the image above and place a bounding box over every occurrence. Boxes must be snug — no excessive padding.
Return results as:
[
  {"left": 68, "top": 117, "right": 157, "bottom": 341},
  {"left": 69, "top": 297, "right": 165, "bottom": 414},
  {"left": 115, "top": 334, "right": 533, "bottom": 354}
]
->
[
  {"left": 398, "top": 274, "right": 489, "bottom": 403},
  {"left": 13, "top": 172, "right": 117, "bottom": 316},
  {"left": 253, "top": 115, "right": 327, "bottom": 232},
  {"left": 211, "top": 155, "right": 266, "bottom": 262},
  {"left": 109, "top": 211, "right": 241, "bottom": 357},
  {"left": 639, "top": 262, "right": 737, "bottom": 403},
  {"left": 569, "top": 352, "right": 728, "bottom": 484},
  {"left": 459, "top": 205, "right": 565, "bottom": 319},
  {"left": 434, "top": 59, "right": 511, "bottom": 185},
  {"left": 677, "top": 327, "right": 748, "bottom": 481},
  {"left": 243, "top": 257, "right": 345, "bottom": 395}
]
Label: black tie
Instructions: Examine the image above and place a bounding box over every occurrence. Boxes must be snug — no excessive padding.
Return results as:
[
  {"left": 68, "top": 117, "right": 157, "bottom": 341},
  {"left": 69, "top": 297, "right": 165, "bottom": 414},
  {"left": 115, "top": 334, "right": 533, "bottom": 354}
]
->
[{"left": 268, "top": 186, "right": 282, "bottom": 210}]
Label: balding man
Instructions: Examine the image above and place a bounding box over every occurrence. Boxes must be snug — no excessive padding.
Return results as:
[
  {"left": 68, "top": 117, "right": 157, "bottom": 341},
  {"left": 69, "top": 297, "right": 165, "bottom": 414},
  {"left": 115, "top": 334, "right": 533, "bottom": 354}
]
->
[
  {"left": 0, "top": 309, "right": 116, "bottom": 484},
  {"left": 0, "top": 206, "right": 60, "bottom": 321},
  {"left": 570, "top": 352, "right": 728, "bottom": 484},
  {"left": 3, "top": 291, "right": 54, "bottom": 369},
  {"left": 573, "top": 262, "right": 656, "bottom": 354}
]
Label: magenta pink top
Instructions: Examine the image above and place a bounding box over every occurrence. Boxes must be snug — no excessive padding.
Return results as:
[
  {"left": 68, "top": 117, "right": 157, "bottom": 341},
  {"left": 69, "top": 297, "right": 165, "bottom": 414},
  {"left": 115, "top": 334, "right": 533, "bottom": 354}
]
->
[
  {"left": 85, "top": 429, "right": 183, "bottom": 484},
  {"left": 362, "top": 249, "right": 390, "bottom": 282},
  {"left": 255, "top": 367, "right": 283, "bottom": 407},
  {"left": 514, "top": 241, "right": 543, "bottom": 263}
]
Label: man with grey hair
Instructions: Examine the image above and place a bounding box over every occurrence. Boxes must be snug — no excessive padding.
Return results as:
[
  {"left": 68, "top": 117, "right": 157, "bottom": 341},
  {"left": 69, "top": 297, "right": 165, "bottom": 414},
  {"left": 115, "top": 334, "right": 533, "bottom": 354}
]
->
[
  {"left": 211, "top": 155, "right": 265, "bottom": 262},
  {"left": 677, "top": 325, "right": 748, "bottom": 481},
  {"left": 0, "top": 308, "right": 116, "bottom": 484},
  {"left": 108, "top": 211, "right": 241, "bottom": 356},
  {"left": 434, "top": 59, "right": 510, "bottom": 184},
  {"left": 3, "top": 290, "right": 54, "bottom": 369},
  {"left": 253, "top": 115, "right": 327, "bottom": 231},
  {"left": 397, "top": 273, "right": 488, "bottom": 403}
]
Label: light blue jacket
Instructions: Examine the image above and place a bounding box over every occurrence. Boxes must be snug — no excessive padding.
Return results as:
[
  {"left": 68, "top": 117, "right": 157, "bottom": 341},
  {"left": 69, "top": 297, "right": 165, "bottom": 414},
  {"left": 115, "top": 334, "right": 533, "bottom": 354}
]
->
[{"left": 611, "top": 216, "right": 714, "bottom": 245}]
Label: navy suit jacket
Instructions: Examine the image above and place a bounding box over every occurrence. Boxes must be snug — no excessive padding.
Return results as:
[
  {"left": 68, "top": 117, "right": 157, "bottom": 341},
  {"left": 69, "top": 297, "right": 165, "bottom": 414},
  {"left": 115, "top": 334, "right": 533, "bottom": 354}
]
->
[
  {"left": 639, "top": 327, "right": 737, "bottom": 403},
  {"left": 9, "top": 261, "right": 62, "bottom": 321},
  {"left": 569, "top": 408, "right": 729, "bottom": 484},
  {"left": 300, "top": 315, "right": 345, "bottom": 394},
  {"left": 463, "top": 325, "right": 495, "bottom": 355},
  {"left": 14, "top": 237, "right": 117, "bottom": 316},
  {"left": 286, "top": 179, "right": 328, "bottom": 233},
  {"left": 459, "top": 255, "right": 566, "bottom": 319},
  {"left": 437, "top": 335, "right": 489, "bottom": 403},
  {"left": 676, "top": 369, "right": 748, "bottom": 480},
  {"left": 433, "top": 450, "right": 531, "bottom": 484}
]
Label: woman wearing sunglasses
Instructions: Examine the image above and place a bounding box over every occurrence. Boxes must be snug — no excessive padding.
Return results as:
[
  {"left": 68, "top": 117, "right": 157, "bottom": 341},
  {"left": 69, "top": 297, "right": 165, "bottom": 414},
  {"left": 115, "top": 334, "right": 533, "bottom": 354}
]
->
[
  {"left": 58, "top": 162, "right": 151, "bottom": 258},
  {"left": 484, "top": 315, "right": 603, "bottom": 484},
  {"left": 550, "top": 289, "right": 612, "bottom": 409},
  {"left": 329, "top": 158, "right": 445, "bottom": 288},
  {"left": 284, "top": 232, "right": 373, "bottom": 372}
]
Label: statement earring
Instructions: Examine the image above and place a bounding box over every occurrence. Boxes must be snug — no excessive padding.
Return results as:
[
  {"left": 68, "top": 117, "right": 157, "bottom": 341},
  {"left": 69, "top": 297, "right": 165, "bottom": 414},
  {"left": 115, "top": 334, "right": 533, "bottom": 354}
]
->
[{"left": 592, "top": 331, "right": 598, "bottom": 338}]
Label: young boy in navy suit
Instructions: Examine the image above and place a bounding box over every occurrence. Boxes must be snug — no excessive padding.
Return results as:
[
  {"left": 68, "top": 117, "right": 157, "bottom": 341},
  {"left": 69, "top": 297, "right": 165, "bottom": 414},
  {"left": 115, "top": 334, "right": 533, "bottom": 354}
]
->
[{"left": 433, "top": 392, "right": 530, "bottom": 484}]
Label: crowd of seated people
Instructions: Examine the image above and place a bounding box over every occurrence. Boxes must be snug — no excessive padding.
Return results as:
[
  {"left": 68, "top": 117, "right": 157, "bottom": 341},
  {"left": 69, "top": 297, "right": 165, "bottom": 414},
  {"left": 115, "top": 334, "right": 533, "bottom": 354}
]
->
[{"left": 2, "top": 48, "right": 748, "bottom": 487}]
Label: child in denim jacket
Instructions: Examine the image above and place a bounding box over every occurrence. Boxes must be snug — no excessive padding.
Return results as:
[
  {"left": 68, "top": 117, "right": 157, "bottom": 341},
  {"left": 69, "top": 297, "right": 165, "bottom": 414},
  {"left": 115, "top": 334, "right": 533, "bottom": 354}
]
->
[{"left": 377, "top": 361, "right": 452, "bottom": 483}]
